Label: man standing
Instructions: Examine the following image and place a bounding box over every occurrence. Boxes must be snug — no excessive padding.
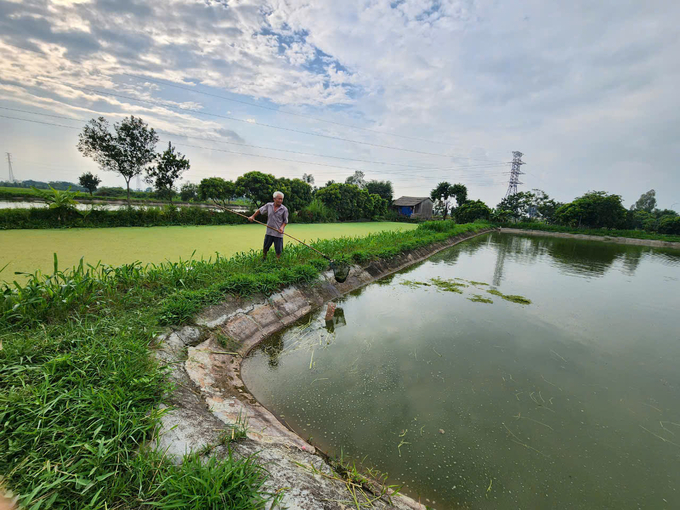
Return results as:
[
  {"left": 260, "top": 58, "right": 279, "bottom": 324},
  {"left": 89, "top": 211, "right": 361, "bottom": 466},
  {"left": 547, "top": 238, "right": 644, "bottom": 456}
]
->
[{"left": 249, "top": 191, "right": 289, "bottom": 260}]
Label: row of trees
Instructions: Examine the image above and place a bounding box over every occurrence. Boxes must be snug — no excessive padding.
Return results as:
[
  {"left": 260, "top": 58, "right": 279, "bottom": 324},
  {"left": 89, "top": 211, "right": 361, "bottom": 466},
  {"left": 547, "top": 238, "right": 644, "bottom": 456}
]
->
[
  {"left": 494, "top": 188, "right": 679, "bottom": 234},
  {"left": 426, "top": 179, "right": 678, "bottom": 234},
  {"left": 77, "top": 116, "right": 189, "bottom": 205},
  {"left": 195, "top": 172, "right": 390, "bottom": 221},
  {"left": 75, "top": 116, "right": 393, "bottom": 221}
]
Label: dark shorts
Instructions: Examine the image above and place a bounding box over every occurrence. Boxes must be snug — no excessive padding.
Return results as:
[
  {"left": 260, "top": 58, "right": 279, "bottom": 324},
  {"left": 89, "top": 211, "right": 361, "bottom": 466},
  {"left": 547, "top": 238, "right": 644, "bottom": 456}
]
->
[{"left": 263, "top": 235, "right": 283, "bottom": 255}]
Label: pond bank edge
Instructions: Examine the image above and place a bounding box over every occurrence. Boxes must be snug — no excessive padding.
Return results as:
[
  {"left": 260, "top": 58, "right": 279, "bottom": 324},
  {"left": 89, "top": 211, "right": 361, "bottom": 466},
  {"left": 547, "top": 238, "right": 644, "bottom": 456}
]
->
[
  {"left": 501, "top": 227, "right": 680, "bottom": 249},
  {"left": 152, "top": 227, "right": 494, "bottom": 510}
]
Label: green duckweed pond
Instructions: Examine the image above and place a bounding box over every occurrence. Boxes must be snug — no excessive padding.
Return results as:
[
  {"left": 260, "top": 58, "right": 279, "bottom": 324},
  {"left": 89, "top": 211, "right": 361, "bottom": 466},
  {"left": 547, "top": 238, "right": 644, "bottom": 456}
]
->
[{"left": 242, "top": 232, "right": 680, "bottom": 509}]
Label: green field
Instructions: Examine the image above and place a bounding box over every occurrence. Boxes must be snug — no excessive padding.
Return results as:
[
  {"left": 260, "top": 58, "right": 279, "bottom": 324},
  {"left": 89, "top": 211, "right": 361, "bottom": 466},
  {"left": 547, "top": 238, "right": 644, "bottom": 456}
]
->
[{"left": 0, "top": 222, "right": 416, "bottom": 281}]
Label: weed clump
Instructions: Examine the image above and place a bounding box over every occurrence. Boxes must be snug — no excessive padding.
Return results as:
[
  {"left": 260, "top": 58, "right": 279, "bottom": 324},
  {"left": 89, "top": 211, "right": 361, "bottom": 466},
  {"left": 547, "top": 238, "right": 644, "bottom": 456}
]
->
[
  {"left": 400, "top": 280, "right": 431, "bottom": 289},
  {"left": 487, "top": 288, "right": 532, "bottom": 305},
  {"left": 430, "top": 277, "right": 468, "bottom": 293},
  {"left": 468, "top": 294, "right": 493, "bottom": 304}
]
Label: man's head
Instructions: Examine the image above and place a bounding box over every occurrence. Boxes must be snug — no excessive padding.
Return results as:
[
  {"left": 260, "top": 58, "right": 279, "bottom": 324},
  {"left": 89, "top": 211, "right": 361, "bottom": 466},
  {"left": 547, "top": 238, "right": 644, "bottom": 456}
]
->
[{"left": 273, "top": 191, "right": 284, "bottom": 206}]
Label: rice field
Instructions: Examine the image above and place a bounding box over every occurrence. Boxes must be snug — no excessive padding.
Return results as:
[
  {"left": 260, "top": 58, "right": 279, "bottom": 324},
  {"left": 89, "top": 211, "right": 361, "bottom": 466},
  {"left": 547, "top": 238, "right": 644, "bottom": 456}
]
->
[{"left": 0, "top": 222, "right": 416, "bottom": 281}]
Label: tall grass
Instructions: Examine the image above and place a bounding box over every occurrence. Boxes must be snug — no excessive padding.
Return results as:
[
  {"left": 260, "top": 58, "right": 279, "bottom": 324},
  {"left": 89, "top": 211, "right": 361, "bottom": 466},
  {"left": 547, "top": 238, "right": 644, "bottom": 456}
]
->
[{"left": 0, "top": 221, "right": 490, "bottom": 508}]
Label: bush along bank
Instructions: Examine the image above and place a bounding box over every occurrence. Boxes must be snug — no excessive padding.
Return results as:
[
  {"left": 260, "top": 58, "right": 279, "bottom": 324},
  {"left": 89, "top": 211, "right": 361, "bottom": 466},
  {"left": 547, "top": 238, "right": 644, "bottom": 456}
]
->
[
  {"left": 0, "top": 204, "right": 255, "bottom": 229},
  {"left": 0, "top": 221, "right": 490, "bottom": 509},
  {"left": 501, "top": 222, "right": 680, "bottom": 243}
]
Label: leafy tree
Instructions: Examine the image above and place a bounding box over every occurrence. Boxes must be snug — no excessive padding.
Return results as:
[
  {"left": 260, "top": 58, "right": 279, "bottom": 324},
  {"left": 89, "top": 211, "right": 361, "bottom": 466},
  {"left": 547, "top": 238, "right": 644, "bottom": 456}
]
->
[
  {"left": 302, "top": 173, "right": 315, "bottom": 185},
  {"left": 145, "top": 142, "right": 190, "bottom": 203},
  {"left": 77, "top": 116, "right": 159, "bottom": 206},
  {"left": 180, "top": 182, "right": 198, "bottom": 202},
  {"left": 496, "top": 191, "right": 535, "bottom": 222},
  {"left": 235, "top": 171, "right": 277, "bottom": 208},
  {"left": 345, "top": 170, "right": 366, "bottom": 188},
  {"left": 450, "top": 183, "right": 468, "bottom": 207},
  {"left": 632, "top": 189, "right": 656, "bottom": 213},
  {"left": 275, "top": 177, "right": 313, "bottom": 214},
  {"left": 430, "top": 181, "right": 453, "bottom": 220},
  {"left": 531, "top": 189, "right": 562, "bottom": 223},
  {"left": 658, "top": 216, "right": 680, "bottom": 235},
  {"left": 315, "top": 183, "right": 386, "bottom": 221},
  {"left": 455, "top": 200, "right": 491, "bottom": 223},
  {"left": 78, "top": 172, "right": 101, "bottom": 196},
  {"left": 654, "top": 208, "right": 678, "bottom": 219},
  {"left": 198, "top": 177, "right": 237, "bottom": 206},
  {"left": 365, "top": 180, "right": 394, "bottom": 203},
  {"left": 554, "top": 191, "right": 627, "bottom": 229}
]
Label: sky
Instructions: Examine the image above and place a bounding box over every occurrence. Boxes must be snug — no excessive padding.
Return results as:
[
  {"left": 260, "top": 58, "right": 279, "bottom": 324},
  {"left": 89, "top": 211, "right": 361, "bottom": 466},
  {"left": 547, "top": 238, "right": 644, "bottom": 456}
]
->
[{"left": 1, "top": 0, "right": 679, "bottom": 209}]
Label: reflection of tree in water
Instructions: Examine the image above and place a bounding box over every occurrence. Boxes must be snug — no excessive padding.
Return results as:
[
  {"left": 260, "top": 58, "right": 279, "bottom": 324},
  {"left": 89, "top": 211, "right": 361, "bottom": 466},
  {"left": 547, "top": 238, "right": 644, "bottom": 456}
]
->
[
  {"left": 429, "top": 234, "right": 487, "bottom": 265},
  {"left": 492, "top": 234, "right": 542, "bottom": 286},
  {"left": 621, "top": 248, "right": 645, "bottom": 276},
  {"left": 547, "top": 239, "right": 633, "bottom": 277},
  {"left": 263, "top": 333, "right": 285, "bottom": 369},
  {"left": 492, "top": 233, "right": 651, "bottom": 281}
]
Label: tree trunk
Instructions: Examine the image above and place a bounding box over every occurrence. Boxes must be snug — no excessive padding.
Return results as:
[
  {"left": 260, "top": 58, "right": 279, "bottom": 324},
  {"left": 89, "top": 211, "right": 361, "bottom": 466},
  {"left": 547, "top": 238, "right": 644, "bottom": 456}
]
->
[{"left": 125, "top": 178, "right": 131, "bottom": 207}]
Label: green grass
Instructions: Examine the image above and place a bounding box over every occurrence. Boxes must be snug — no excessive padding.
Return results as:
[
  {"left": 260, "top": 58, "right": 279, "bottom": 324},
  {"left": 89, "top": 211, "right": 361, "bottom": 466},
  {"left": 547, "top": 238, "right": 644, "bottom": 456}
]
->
[
  {"left": 0, "top": 220, "right": 490, "bottom": 508},
  {"left": 0, "top": 222, "right": 417, "bottom": 282},
  {"left": 505, "top": 222, "right": 680, "bottom": 243}
]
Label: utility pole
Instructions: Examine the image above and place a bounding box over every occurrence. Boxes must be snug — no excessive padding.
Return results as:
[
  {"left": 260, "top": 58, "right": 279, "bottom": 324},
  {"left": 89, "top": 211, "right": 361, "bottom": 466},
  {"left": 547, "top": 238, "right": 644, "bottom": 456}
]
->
[
  {"left": 6, "top": 152, "right": 16, "bottom": 183},
  {"left": 504, "top": 151, "right": 525, "bottom": 198}
]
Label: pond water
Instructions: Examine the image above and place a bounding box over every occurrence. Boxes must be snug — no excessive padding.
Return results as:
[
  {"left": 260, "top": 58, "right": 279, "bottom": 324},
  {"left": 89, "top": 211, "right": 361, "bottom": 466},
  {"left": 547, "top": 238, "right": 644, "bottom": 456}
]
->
[{"left": 242, "top": 233, "right": 680, "bottom": 509}]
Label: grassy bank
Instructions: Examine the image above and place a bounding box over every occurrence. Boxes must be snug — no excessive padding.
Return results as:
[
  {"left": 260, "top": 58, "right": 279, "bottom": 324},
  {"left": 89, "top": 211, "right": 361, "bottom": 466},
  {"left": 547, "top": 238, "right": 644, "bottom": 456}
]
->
[
  {"left": 0, "top": 221, "right": 490, "bottom": 508},
  {"left": 503, "top": 222, "right": 680, "bottom": 243},
  {"left": 0, "top": 223, "right": 417, "bottom": 281}
]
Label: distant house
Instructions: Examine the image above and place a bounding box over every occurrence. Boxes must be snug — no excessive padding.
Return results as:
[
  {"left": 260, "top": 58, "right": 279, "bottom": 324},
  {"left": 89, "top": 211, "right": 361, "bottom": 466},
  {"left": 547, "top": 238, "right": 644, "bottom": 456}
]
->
[{"left": 392, "top": 196, "right": 433, "bottom": 220}]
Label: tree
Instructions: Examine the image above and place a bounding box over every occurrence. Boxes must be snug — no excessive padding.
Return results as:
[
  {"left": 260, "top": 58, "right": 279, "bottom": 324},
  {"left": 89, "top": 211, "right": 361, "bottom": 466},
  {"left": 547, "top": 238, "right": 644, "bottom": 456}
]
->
[
  {"left": 554, "top": 191, "right": 627, "bottom": 229},
  {"left": 78, "top": 172, "right": 101, "bottom": 196},
  {"left": 180, "top": 182, "right": 198, "bottom": 202},
  {"left": 302, "top": 173, "right": 315, "bottom": 185},
  {"left": 365, "top": 180, "right": 394, "bottom": 203},
  {"left": 450, "top": 183, "right": 468, "bottom": 208},
  {"left": 145, "top": 142, "right": 190, "bottom": 203},
  {"left": 235, "top": 171, "right": 277, "bottom": 208},
  {"left": 531, "top": 189, "right": 562, "bottom": 223},
  {"left": 345, "top": 170, "right": 366, "bottom": 188},
  {"left": 77, "top": 116, "right": 158, "bottom": 206},
  {"left": 455, "top": 200, "right": 491, "bottom": 223},
  {"left": 198, "top": 177, "right": 237, "bottom": 206},
  {"left": 430, "top": 181, "right": 453, "bottom": 220},
  {"left": 276, "top": 177, "right": 313, "bottom": 214},
  {"left": 632, "top": 189, "right": 656, "bottom": 213},
  {"left": 658, "top": 216, "right": 680, "bottom": 235},
  {"left": 496, "top": 191, "right": 535, "bottom": 222}
]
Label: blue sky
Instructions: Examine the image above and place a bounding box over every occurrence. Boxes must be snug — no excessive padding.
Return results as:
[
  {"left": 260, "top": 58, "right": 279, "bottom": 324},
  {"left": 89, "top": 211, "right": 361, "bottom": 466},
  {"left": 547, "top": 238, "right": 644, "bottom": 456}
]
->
[{"left": 1, "top": 0, "right": 679, "bottom": 209}]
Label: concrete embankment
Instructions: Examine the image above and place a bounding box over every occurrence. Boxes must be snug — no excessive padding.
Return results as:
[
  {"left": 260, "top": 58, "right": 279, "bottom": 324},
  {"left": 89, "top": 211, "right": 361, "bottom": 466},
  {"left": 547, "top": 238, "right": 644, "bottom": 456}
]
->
[{"left": 152, "top": 227, "right": 494, "bottom": 510}]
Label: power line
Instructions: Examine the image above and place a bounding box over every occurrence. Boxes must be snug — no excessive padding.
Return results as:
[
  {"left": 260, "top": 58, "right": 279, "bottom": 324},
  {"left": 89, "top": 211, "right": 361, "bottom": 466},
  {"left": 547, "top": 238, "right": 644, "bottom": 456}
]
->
[
  {"left": 0, "top": 113, "right": 507, "bottom": 184},
  {"left": 123, "top": 73, "right": 464, "bottom": 148},
  {"left": 32, "top": 78, "right": 505, "bottom": 162},
  {"left": 0, "top": 106, "right": 510, "bottom": 173}
]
